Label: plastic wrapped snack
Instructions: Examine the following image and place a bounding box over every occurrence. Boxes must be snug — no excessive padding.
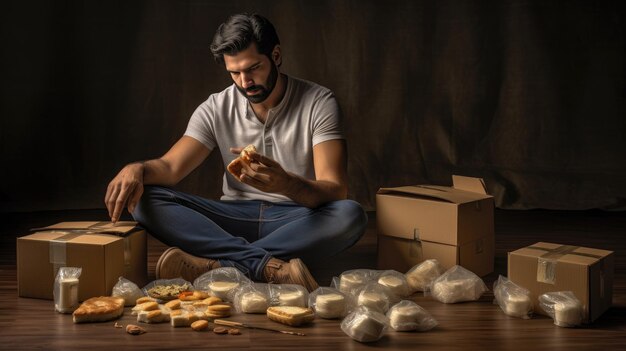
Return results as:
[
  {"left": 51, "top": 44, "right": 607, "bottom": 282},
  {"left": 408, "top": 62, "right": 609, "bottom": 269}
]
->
[
  {"left": 234, "top": 283, "right": 270, "bottom": 314},
  {"left": 54, "top": 267, "right": 82, "bottom": 313},
  {"left": 112, "top": 277, "right": 145, "bottom": 307},
  {"left": 430, "top": 265, "right": 488, "bottom": 304},
  {"left": 269, "top": 284, "right": 309, "bottom": 307},
  {"left": 355, "top": 282, "right": 393, "bottom": 313},
  {"left": 377, "top": 270, "right": 411, "bottom": 298},
  {"left": 308, "top": 287, "right": 353, "bottom": 319},
  {"left": 336, "top": 269, "right": 378, "bottom": 295},
  {"left": 143, "top": 278, "right": 193, "bottom": 301},
  {"left": 405, "top": 259, "right": 444, "bottom": 293},
  {"left": 493, "top": 275, "right": 533, "bottom": 319},
  {"left": 539, "top": 291, "right": 583, "bottom": 327},
  {"left": 193, "top": 267, "right": 252, "bottom": 302},
  {"left": 386, "top": 300, "right": 437, "bottom": 332},
  {"left": 341, "top": 305, "right": 389, "bottom": 343}
]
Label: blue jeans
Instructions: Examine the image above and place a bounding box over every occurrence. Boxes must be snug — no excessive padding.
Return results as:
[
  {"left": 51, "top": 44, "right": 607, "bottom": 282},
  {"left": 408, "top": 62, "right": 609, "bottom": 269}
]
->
[{"left": 132, "top": 186, "right": 368, "bottom": 281}]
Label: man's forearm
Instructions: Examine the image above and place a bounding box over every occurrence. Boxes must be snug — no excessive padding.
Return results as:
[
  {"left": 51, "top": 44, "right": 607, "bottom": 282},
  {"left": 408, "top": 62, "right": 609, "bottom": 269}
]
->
[
  {"left": 283, "top": 173, "right": 348, "bottom": 208},
  {"left": 140, "top": 158, "right": 178, "bottom": 186}
]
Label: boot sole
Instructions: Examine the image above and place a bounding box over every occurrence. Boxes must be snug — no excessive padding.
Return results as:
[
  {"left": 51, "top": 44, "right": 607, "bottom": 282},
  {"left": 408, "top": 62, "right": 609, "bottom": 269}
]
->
[
  {"left": 155, "top": 247, "right": 179, "bottom": 280},
  {"left": 290, "top": 258, "right": 319, "bottom": 292}
]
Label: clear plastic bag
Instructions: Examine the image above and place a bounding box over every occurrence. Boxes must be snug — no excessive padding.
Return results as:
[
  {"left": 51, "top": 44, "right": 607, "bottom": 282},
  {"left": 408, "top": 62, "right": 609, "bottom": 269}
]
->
[
  {"left": 539, "top": 291, "right": 583, "bottom": 327},
  {"left": 142, "top": 278, "right": 193, "bottom": 301},
  {"left": 308, "top": 286, "right": 354, "bottom": 319},
  {"left": 377, "top": 270, "right": 411, "bottom": 298},
  {"left": 193, "top": 267, "right": 252, "bottom": 302},
  {"left": 112, "top": 276, "right": 145, "bottom": 307},
  {"left": 341, "top": 305, "right": 389, "bottom": 343},
  {"left": 233, "top": 283, "right": 271, "bottom": 314},
  {"left": 493, "top": 275, "right": 533, "bottom": 319},
  {"left": 268, "top": 284, "right": 309, "bottom": 307},
  {"left": 405, "top": 259, "right": 444, "bottom": 293},
  {"left": 334, "top": 269, "right": 379, "bottom": 295},
  {"left": 386, "top": 300, "right": 438, "bottom": 332},
  {"left": 54, "top": 267, "right": 82, "bottom": 313},
  {"left": 430, "top": 265, "right": 488, "bottom": 303},
  {"left": 355, "top": 282, "right": 393, "bottom": 313}
]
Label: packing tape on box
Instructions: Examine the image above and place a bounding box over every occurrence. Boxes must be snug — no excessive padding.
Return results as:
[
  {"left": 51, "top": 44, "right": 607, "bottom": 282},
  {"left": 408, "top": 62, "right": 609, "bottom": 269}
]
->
[
  {"left": 528, "top": 245, "right": 603, "bottom": 286},
  {"left": 48, "top": 231, "right": 132, "bottom": 274}
]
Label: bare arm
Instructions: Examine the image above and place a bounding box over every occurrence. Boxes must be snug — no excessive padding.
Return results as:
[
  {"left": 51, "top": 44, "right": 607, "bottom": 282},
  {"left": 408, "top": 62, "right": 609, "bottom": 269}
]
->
[
  {"left": 105, "top": 136, "right": 210, "bottom": 222},
  {"left": 238, "top": 139, "right": 348, "bottom": 208}
]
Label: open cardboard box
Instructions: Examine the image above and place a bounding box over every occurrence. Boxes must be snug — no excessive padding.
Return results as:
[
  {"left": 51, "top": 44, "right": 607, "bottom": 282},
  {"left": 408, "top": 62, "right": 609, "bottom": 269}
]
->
[
  {"left": 376, "top": 175, "right": 494, "bottom": 276},
  {"left": 17, "top": 221, "right": 147, "bottom": 301}
]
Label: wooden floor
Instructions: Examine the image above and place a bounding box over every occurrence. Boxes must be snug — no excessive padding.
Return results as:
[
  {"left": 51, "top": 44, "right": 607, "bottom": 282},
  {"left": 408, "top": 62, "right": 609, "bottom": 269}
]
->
[{"left": 1, "top": 209, "right": 625, "bottom": 350}]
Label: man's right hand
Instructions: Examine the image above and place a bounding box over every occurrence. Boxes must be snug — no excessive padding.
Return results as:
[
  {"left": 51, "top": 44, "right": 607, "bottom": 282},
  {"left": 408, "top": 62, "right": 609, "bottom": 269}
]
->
[{"left": 105, "top": 162, "right": 145, "bottom": 223}]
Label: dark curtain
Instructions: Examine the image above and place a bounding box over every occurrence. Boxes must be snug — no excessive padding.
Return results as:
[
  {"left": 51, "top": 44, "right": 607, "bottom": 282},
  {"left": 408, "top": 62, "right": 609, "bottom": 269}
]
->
[{"left": 1, "top": 0, "right": 624, "bottom": 212}]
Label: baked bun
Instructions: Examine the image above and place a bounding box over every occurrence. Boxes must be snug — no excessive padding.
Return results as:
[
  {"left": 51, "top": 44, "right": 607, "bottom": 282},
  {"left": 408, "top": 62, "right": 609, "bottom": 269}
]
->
[
  {"left": 73, "top": 296, "right": 125, "bottom": 323},
  {"left": 227, "top": 145, "right": 256, "bottom": 179},
  {"left": 266, "top": 306, "right": 315, "bottom": 326}
]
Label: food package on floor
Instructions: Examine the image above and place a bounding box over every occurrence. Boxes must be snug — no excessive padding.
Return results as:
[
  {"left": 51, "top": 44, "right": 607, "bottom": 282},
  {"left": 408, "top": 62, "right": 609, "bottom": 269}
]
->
[
  {"left": 539, "top": 291, "right": 583, "bottom": 327},
  {"left": 377, "top": 270, "right": 411, "bottom": 298},
  {"left": 341, "top": 305, "right": 389, "bottom": 343},
  {"left": 493, "top": 275, "right": 533, "bottom": 319},
  {"left": 405, "top": 259, "right": 444, "bottom": 293},
  {"left": 54, "top": 267, "right": 82, "bottom": 314},
  {"left": 308, "top": 286, "right": 354, "bottom": 319},
  {"left": 355, "top": 282, "right": 393, "bottom": 313},
  {"left": 112, "top": 276, "right": 145, "bottom": 307},
  {"left": 334, "top": 269, "right": 379, "bottom": 295},
  {"left": 234, "top": 283, "right": 271, "bottom": 314},
  {"left": 430, "top": 265, "right": 488, "bottom": 303},
  {"left": 193, "top": 267, "right": 252, "bottom": 302},
  {"left": 142, "top": 278, "right": 193, "bottom": 301},
  {"left": 269, "top": 284, "right": 309, "bottom": 307},
  {"left": 386, "top": 300, "right": 438, "bottom": 332}
]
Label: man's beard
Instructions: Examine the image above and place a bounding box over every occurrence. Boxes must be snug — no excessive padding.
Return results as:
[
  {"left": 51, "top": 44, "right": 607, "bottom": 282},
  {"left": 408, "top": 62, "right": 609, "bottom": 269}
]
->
[{"left": 236, "top": 61, "right": 278, "bottom": 103}]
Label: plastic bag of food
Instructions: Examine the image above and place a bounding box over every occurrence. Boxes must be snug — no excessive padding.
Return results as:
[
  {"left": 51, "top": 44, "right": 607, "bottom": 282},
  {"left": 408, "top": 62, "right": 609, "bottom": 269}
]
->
[
  {"left": 308, "top": 286, "right": 354, "bottom": 319},
  {"left": 493, "top": 275, "right": 533, "bottom": 319},
  {"left": 334, "top": 269, "right": 379, "bottom": 295},
  {"left": 112, "top": 276, "right": 145, "bottom": 307},
  {"left": 405, "top": 259, "right": 444, "bottom": 293},
  {"left": 430, "top": 265, "right": 488, "bottom": 303},
  {"left": 268, "top": 284, "right": 309, "bottom": 307},
  {"left": 233, "top": 283, "right": 271, "bottom": 314},
  {"left": 142, "top": 278, "right": 193, "bottom": 301},
  {"left": 539, "top": 291, "right": 583, "bottom": 327},
  {"left": 377, "top": 270, "right": 411, "bottom": 298},
  {"left": 54, "top": 267, "right": 82, "bottom": 313},
  {"left": 193, "top": 267, "right": 252, "bottom": 302},
  {"left": 341, "top": 305, "right": 389, "bottom": 343},
  {"left": 355, "top": 282, "right": 393, "bottom": 313},
  {"left": 386, "top": 300, "right": 438, "bottom": 332}
]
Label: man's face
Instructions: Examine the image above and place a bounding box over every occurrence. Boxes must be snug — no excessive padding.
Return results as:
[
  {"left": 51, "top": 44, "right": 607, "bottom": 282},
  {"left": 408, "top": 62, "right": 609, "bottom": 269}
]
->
[{"left": 224, "top": 43, "right": 279, "bottom": 104}]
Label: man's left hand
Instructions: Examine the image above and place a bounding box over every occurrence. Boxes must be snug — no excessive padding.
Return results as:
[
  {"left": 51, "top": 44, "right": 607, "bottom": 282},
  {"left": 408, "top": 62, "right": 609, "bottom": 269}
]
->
[{"left": 239, "top": 151, "right": 296, "bottom": 194}]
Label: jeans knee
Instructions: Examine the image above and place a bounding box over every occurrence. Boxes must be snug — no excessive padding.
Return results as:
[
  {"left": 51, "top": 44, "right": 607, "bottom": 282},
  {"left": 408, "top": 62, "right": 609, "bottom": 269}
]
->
[
  {"left": 332, "top": 199, "right": 368, "bottom": 242},
  {"left": 132, "top": 185, "right": 169, "bottom": 224}
]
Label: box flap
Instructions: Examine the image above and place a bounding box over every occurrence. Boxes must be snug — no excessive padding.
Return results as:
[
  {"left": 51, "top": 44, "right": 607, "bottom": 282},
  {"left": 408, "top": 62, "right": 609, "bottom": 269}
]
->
[
  {"left": 378, "top": 185, "right": 490, "bottom": 204},
  {"left": 452, "top": 175, "right": 488, "bottom": 195},
  {"left": 31, "top": 221, "right": 140, "bottom": 236},
  {"left": 510, "top": 242, "right": 611, "bottom": 266}
]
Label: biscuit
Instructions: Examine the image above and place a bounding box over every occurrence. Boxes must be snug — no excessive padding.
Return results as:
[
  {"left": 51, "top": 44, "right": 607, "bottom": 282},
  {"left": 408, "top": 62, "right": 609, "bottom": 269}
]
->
[
  {"left": 191, "top": 320, "right": 209, "bottom": 331},
  {"left": 164, "top": 299, "right": 181, "bottom": 310}
]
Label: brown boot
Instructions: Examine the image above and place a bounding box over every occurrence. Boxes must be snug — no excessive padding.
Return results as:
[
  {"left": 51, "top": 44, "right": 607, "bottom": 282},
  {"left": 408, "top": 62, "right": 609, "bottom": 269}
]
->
[
  {"left": 263, "top": 257, "right": 319, "bottom": 292},
  {"left": 155, "top": 247, "right": 220, "bottom": 282}
]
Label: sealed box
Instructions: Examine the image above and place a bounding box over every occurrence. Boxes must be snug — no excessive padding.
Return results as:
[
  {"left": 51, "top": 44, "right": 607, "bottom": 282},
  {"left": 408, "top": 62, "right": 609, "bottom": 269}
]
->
[
  {"left": 376, "top": 175, "right": 494, "bottom": 276},
  {"left": 17, "top": 221, "right": 147, "bottom": 301},
  {"left": 508, "top": 242, "right": 613, "bottom": 323}
]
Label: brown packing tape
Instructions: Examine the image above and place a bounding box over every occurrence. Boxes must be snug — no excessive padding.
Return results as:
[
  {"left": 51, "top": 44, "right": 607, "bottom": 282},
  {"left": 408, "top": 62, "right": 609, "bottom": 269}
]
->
[{"left": 528, "top": 245, "right": 603, "bottom": 286}]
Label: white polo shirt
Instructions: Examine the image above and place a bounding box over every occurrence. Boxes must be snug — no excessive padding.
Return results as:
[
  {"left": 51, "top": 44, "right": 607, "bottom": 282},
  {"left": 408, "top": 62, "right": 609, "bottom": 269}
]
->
[{"left": 184, "top": 75, "right": 344, "bottom": 202}]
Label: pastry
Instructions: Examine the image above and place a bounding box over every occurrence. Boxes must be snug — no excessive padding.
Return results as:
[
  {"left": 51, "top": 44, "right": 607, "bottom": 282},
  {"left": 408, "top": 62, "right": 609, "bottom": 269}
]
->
[
  {"left": 72, "top": 296, "right": 125, "bottom": 323},
  {"left": 227, "top": 145, "right": 257, "bottom": 179},
  {"left": 266, "top": 306, "right": 315, "bottom": 326}
]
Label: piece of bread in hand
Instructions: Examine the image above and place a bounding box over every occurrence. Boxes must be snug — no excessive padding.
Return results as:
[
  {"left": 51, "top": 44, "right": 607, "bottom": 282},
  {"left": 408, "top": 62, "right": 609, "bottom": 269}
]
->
[
  {"left": 227, "top": 145, "right": 257, "bottom": 179},
  {"left": 266, "top": 306, "right": 315, "bottom": 326},
  {"left": 73, "top": 296, "right": 125, "bottom": 323}
]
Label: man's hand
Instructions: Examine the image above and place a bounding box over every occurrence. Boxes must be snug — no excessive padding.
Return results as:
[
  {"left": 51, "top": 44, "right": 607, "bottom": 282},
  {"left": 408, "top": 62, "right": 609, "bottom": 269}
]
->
[
  {"left": 229, "top": 147, "right": 295, "bottom": 195},
  {"left": 105, "top": 162, "right": 145, "bottom": 223}
]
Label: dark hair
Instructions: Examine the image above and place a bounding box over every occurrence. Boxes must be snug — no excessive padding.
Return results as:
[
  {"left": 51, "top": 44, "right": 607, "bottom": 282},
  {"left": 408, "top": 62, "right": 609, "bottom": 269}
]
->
[{"left": 210, "top": 13, "right": 280, "bottom": 65}]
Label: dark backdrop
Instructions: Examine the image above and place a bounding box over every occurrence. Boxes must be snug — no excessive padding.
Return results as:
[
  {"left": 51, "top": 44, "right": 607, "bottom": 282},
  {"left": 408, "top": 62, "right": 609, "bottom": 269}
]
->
[{"left": 1, "top": 0, "right": 624, "bottom": 213}]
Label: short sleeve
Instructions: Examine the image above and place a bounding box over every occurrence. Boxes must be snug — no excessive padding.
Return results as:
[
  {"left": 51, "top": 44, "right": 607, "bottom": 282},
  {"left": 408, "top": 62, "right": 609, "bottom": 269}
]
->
[
  {"left": 311, "top": 90, "right": 345, "bottom": 146},
  {"left": 184, "top": 98, "right": 217, "bottom": 151}
]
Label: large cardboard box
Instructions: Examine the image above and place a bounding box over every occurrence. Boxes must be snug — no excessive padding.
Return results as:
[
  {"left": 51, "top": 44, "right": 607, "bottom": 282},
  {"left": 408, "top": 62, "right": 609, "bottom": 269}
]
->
[
  {"left": 508, "top": 242, "right": 614, "bottom": 323},
  {"left": 17, "top": 221, "right": 147, "bottom": 301},
  {"left": 376, "top": 175, "right": 494, "bottom": 276}
]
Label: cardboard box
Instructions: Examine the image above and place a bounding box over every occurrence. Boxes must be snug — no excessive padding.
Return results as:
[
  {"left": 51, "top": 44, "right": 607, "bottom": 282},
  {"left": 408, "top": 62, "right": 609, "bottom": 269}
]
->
[
  {"left": 17, "top": 221, "right": 147, "bottom": 301},
  {"left": 508, "top": 242, "right": 614, "bottom": 323},
  {"left": 376, "top": 175, "right": 494, "bottom": 276}
]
